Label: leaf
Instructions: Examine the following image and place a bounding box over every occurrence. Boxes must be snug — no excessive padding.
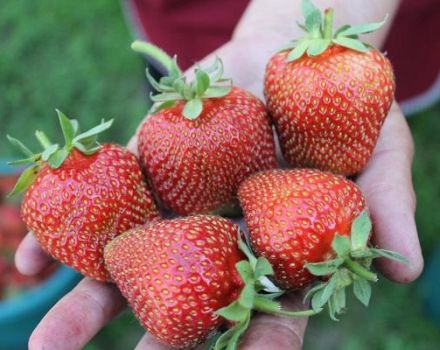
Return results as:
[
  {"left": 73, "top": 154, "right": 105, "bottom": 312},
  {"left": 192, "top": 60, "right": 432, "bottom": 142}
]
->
[
  {"left": 254, "top": 257, "right": 274, "bottom": 278},
  {"left": 327, "top": 295, "right": 338, "bottom": 321},
  {"left": 256, "top": 275, "right": 282, "bottom": 294},
  {"left": 146, "top": 68, "right": 170, "bottom": 92},
  {"left": 303, "top": 282, "right": 326, "bottom": 303},
  {"left": 305, "top": 258, "right": 344, "bottom": 276},
  {"left": 351, "top": 211, "right": 372, "bottom": 251},
  {"left": 195, "top": 69, "right": 210, "bottom": 96},
  {"left": 235, "top": 261, "right": 254, "bottom": 285},
  {"left": 332, "top": 37, "right": 369, "bottom": 53},
  {"left": 182, "top": 82, "right": 194, "bottom": 100},
  {"left": 8, "top": 165, "right": 39, "bottom": 197},
  {"left": 8, "top": 156, "right": 39, "bottom": 166},
  {"left": 259, "top": 290, "right": 285, "bottom": 300},
  {"left": 204, "top": 86, "right": 232, "bottom": 98},
  {"left": 287, "top": 40, "right": 309, "bottom": 62},
  {"left": 238, "top": 283, "right": 255, "bottom": 309},
  {"left": 70, "top": 119, "right": 79, "bottom": 135},
  {"left": 237, "top": 233, "right": 258, "bottom": 267},
  {"left": 48, "top": 149, "right": 69, "bottom": 168},
  {"left": 332, "top": 288, "right": 346, "bottom": 315},
  {"left": 7, "top": 135, "right": 34, "bottom": 157},
  {"left": 226, "top": 314, "right": 250, "bottom": 350},
  {"left": 216, "top": 301, "right": 248, "bottom": 322},
  {"left": 34, "top": 130, "right": 52, "bottom": 149},
  {"left": 332, "top": 234, "right": 351, "bottom": 257},
  {"left": 319, "top": 275, "right": 338, "bottom": 305},
  {"left": 41, "top": 144, "right": 59, "bottom": 161},
  {"left": 301, "top": 0, "right": 322, "bottom": 33},
  {"left": 350, "top": 250, "right": 374, "bottom": 259},
  {"left": 306, "top": 39, "right": 330, "bottom": 56},
  {"left": 337, "top": 15, "right": 388, "bottom": 37},
  {"left": 334, "top": 24, "right": 350, "bottom": 37},
  {"left": 369, "top": 248, "right": 409, "bottom": 265},
  {"left": 150, "top": 92, "right": 183, "bottom": 102},
  {"left": 182, "top": 99, "right": 203, "bottom": 120},
  {"left": 210, "top": 57, "right": 225, "bottom": 82},
  {"left": 150, "top": 100, "right": 176, "bottom": 114},
  {"left": 74, "top": 142, "right": 100, "bottom": 155},
  {"left": 73, "top": 119, "right": 113, "bottom": 143},
  {"left": 56, "top": 109, "right": 76, "bottom": 146},
  {"left": 353, "top": 279, "right": 371, "bottom": 306}
]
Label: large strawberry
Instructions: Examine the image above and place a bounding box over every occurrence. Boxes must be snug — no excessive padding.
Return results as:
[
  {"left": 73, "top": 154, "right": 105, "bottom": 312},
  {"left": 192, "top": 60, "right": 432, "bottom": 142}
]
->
[
  {"left": 132, "top": 41, "right": 277, "bottom": 215},
  {"left": 104, "top": 215, "right": 316, "bottom": 349},
  {"left": 264, "top": 0, "right": 395, "bottom": 175},
  {"left": 238, "top": 169, "right": 407, "bottom": 319},
  {"left": 8, "top": 111, "right": 159, "bottom": 281}
]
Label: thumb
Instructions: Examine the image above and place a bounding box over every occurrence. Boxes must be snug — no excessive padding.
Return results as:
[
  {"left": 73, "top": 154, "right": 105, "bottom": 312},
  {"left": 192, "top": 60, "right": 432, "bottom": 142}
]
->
[{"left": 239, "top": 293, "right": 308, "bottom": 350}]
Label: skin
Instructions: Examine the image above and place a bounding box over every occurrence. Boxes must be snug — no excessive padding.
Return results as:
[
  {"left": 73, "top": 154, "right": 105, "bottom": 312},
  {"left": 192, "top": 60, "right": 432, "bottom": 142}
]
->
[{"left": 16, "top": 0, "right": 423, "bottom": 349}]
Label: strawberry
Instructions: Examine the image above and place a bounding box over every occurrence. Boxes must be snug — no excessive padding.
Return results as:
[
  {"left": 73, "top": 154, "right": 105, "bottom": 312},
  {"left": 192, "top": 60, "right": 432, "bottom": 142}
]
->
[
  {"left": 104, "top": 215, "right": 316, "bottom": 349},
  {"left": 264, "top": 0, "right": 395, "bottom": 175},
  {"left": 7, "top": 111, "right": 159, "bottom": 281},
  {"left": 132, "top": 41, "right": 277, "bottom": 215},
  {"left": 238, "top": 169, "right": 407, "bottom": 319}
]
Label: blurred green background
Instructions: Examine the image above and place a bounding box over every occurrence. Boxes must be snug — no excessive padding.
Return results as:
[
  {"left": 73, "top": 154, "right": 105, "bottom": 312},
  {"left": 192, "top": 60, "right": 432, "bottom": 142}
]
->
[{"left": 1, "top": 0, "right": 439, "bottom": 349}]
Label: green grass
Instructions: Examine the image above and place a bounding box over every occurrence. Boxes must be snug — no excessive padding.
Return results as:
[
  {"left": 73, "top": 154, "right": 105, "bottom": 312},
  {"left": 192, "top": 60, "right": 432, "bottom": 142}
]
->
[
  {"left": 1, "top": 1, "right": 440, "bottom": 349},
  {"left": 0, "top": 0, "right": 148, "bottom": 156}
]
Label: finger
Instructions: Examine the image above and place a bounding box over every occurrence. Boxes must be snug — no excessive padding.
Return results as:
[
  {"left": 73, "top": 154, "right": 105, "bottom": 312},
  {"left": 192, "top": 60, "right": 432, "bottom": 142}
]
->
[
  {"left": 29, "top": 278, "right": 126, "bottom": 350},
  {"left": 15, "top": 231, "right": 53, "bottom": 276},
  {"left": 239, "top": 293, "right": 308, "bottom": 350},
  {"left": 357, "top": 102, "right": 423, "bottom": 283}
]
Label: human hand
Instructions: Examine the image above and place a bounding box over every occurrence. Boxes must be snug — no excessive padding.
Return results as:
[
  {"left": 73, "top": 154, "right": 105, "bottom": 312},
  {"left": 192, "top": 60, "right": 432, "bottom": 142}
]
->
[
  {"left": 16, "top": 95, "right": 422, "bottom": 350},
  {"left": 16, "top": 1, "right": 422, "bottom": 347}
]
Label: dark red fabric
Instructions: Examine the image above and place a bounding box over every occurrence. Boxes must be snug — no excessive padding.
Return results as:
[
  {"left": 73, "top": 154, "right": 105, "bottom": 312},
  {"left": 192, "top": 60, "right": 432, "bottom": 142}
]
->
[
  {"left": 383, "top": 0, "right": 440, "bottom": 101},
  {"left": 131, "top": 0, "right": 440, "bottom": 102},
  {"left": 131, "top": 0, "right": 249, "bottom": 69}
]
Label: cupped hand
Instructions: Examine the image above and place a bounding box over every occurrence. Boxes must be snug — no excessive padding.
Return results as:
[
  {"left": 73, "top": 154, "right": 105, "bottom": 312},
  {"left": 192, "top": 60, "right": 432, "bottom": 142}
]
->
[{"left": 16, "top": 97, "right": 422, "bottom": 350}]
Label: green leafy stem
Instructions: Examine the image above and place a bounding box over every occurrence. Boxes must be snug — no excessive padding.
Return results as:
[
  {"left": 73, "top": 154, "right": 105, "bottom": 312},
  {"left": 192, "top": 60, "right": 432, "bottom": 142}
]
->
[
  {"left": 131, "top": 41, "right": 232, "bottom": 120},
  {"left": 7, "top": 110, "right": 113, "bottom": 196},
  {"left": 210, "top": 231, "right": 321, "bottom": 350},
  {"left": 304, "top": 210, "right": 408, "bottom": 320},
  {"left": 283, "top": 0, "right": 388, "bottom": 61}
]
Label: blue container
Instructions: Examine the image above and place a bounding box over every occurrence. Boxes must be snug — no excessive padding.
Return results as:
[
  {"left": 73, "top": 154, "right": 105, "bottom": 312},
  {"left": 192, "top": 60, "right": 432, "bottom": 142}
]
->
[
  {"left": 0, "top": 266, "right": 82, "bottom": 350},
  {"left": 0, "top": 158, "right": 82, "bottom": 349},
  {"left": 419, "top": 245, "right": 440, "bottom": 326}
]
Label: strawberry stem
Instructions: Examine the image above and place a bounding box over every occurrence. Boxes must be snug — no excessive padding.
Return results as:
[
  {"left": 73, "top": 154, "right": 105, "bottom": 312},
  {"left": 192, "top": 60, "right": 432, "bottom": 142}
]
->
[
  {"left": 344, "top": 258, "right": 378, "bottom": 282},
  {"left": 254, "top": 297, "right": 321, "bottom": 317},
  {"left": 323, "top": 8, "right": 334, "bottom": 39},
  {"left": 131, "top": 40, "right": 178, "bottom": 75}
]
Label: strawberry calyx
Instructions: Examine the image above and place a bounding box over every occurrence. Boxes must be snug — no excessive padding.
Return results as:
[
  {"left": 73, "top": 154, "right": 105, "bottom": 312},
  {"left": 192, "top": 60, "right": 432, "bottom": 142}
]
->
[
  {"left": 131, "top": 41, "right": 232, "bottom": 120},
  {"left": 304, "top": 210, "right": 408, "bottom": 320},
  {"left": 7, "top": 110, "right": 113, "bottom": 196},
  {"left": 283, "top": 0, "right": 387, "bottom": 62},
  {"left": 211, "top": 232, "right": 321, "bottom": 350}
]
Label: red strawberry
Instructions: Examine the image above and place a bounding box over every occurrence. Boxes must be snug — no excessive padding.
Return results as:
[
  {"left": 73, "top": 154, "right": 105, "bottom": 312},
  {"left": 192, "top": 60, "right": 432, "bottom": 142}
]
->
[
  {"left": 133, "top": 41, "right": 277, "bottom": 215},
  {"left": 104, "top": 215, "right": 316, "bottom": 349},
  {"left": 264, "top": 0, "right": 395, "bottom": 175},
  {"left": 8, "top": 111, "right": 159, "bottom": 281},
  {"left": 238, "top": 169, "right": 407, "bottom": 318}
]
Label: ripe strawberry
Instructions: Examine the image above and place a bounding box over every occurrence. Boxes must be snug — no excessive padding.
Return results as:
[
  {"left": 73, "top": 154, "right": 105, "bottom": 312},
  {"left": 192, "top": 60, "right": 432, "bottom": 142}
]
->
[
  {"left": 238, "top": 169, "right": 407, "bottom": 318},
  {"left": 8, "top": 111, "right": 159, "bottom": 281},
  {"left": 104, "top": 215, "right": 316, "bottom": 349},
  {"left": 132, "top": 41, "right": 277, "bottom": 215},
  {"left": 264, "top": 0, "right": 395, "bottom": 175}
]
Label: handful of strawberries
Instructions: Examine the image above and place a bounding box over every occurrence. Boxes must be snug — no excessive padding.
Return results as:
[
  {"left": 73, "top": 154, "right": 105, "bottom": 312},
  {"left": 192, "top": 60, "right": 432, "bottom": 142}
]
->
[{"left": 8, "top": 1, "right": 410, "bottom": 349}]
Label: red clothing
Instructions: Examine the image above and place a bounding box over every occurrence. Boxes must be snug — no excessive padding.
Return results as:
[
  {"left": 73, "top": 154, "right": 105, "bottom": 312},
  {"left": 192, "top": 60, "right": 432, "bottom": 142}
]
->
[{"left": 129, "top": 0, "right": 440, "bottom": 106}]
